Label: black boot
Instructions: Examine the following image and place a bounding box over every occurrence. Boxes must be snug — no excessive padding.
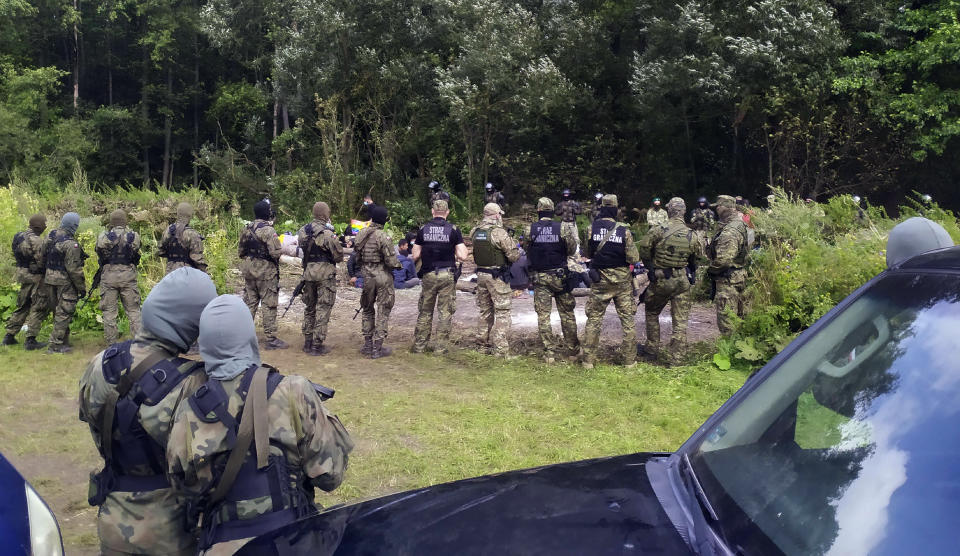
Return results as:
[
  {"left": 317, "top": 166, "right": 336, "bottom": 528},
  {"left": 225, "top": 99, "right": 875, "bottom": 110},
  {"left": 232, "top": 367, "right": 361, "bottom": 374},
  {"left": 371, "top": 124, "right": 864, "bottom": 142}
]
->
[
  {"left": 302, "top": 337, "right": 314, "bottom": 354},
  {"left": 371, "top": 339, "right": 392, "bottom": 359},
  {"left": 1, "top": 333, "right": 16, "bottom": 346},
  {"left": 360, "top": 336, "right": 373, "bottom": 357},
  {"left": 310, "top": 343, "right": 331, "bottom": 356},
  {"left": 264, "top": 337, "right": 289, "bottom": 350},
  {"left": 24, "top": 337, "right": 46, "bottom": 351}
]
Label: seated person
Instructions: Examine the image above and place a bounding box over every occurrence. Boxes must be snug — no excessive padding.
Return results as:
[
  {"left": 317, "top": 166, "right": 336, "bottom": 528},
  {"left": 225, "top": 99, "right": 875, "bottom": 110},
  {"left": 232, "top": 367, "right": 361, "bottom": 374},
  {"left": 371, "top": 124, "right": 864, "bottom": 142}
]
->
[
  {"left": 347, "top": 250, "right": 363, "bottom": 288},
  {"left": 394, "top": 239, "right": 420, "bottom": 289}
]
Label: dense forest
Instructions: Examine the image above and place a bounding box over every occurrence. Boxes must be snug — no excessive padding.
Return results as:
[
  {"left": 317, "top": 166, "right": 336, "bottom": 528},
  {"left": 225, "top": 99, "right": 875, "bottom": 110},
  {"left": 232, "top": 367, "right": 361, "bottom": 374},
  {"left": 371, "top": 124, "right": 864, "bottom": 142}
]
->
[{"left": 1, "top": 0, "right": 958, "bottom": 217}]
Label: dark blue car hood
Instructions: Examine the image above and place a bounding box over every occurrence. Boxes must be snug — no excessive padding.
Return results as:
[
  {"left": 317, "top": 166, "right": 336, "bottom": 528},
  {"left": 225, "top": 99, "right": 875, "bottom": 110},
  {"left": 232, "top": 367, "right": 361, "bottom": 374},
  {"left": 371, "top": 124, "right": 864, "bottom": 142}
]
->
[{"left": 238, "top": 452, "right": 691, "bottom": 555}]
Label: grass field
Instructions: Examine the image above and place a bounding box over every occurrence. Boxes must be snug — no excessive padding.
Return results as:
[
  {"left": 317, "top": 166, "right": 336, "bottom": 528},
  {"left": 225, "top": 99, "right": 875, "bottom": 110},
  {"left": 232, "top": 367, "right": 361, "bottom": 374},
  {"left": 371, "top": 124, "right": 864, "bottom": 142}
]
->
[{"left": 0, "top": 329, "right": 750, "bottom": 554}]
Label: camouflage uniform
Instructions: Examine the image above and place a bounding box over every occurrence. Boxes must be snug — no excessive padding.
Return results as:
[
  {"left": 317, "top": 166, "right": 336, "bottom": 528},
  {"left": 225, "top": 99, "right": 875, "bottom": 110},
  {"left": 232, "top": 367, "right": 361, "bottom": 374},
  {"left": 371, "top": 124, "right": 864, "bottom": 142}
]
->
[
  {"left": 582, "top": 196, "right": 640, "bottom": 367},
  {"left": 525, "top": 198, "right": 580, "bottom": 361},
  {"left": 639, "top": 198, "right": 703, "bottom": 358},
  {"left": 95, "top": 213, "right": 142, "bottom": 344},
  {"left": 239, "top": 218, "right": 284, "bottom": 343},
  {"left": 79, "top": 340, "right": 206, "bottom": 556},
  {"left": 167, "top": 368, "right": 354, "bottom": 555},
  {"left": 4, "top": 219, "right": 51, "bottom": 346},
  {"left": 646, "top": 206, "right": 668, "bottom": 228},
  {"left": 43, "top": 216, "right": 87, "bottom": 352},
  {"left": 430, "top": 190, "right": 451, "bottom": 205},
  {"left": 484, "top": 188, "right": 506, "bottom": 209},
  {"left": 412, "top": 205, "right": 464, "bottom": 353},
  {"left": 469, "top": 205, "right": 520, "bottom": 356},
  {"left": 555, "top": 197, "right": 583, "bottom": 263},
  {"left": 297, "top": 207, "right": 343, "bottom": 354},
  {"left": 689, "top": 206, "right": 716, "bottom": 233},
  {"left": 708, "top": 195, "right": 750, "bottom": 334},
  {"left": 158, "top": 203, "right": 207, "bottom": 274},
  {"left": 355, "top": 220, "right": 401, "bottom": 356}
]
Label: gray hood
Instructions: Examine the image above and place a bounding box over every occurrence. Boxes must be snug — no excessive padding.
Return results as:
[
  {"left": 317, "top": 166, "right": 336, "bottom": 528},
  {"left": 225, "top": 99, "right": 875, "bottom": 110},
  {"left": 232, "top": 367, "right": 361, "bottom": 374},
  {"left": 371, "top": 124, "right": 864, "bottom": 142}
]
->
[
  {"left": 139, "top": 267, "right": 218, "bottom": 352},
  {"left": 60, "top": 212, "right": 80, "bottom": 235},
  {"left": 199, "top": 294, "right": 261, "bottom": 381}
]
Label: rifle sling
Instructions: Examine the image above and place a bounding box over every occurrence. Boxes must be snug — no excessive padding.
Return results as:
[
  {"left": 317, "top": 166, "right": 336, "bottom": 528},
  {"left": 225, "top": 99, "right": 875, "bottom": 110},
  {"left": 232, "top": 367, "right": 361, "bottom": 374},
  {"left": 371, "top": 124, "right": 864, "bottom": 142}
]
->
[
  {"left": 208, "top": 365, "right": 270, "bottom": 507},
  {"left": 101, "top": 349, "right": 169, "bottom": 466}
]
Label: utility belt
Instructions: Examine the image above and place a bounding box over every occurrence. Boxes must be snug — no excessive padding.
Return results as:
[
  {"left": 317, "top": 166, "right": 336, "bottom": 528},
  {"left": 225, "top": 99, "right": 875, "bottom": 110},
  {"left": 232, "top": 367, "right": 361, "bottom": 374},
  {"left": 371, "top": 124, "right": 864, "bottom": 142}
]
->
[
  {"left": 17, "top": 263, "right": 44, "bottom": 275},
  {"left": 648, "top": 267, "right": 683, "bottom": 282},
  {"left": 201, "top": 507, "right": 305, "bottom": 549},
  {"left": 709, "top": 266, "right": 742, "bottom": 280},
  {"left": 88, "top": 468, "right": 169, "bottom": 506},
  {"left": 244, "top": 252, "right": 277, "bottom": 264},
  {"left": 477, "top": 265, "right": 511, "bottom": 282},
  {"left": 165, "top": 253, "right": 191, "bottom": 263},
  {"left": 532, "top": 267, "right": 566, "bottom": 279}
]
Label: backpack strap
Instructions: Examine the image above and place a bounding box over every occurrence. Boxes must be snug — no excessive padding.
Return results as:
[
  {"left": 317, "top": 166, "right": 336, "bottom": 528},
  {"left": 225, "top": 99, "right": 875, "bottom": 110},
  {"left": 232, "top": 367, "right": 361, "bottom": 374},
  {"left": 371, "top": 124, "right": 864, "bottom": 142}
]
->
[{"left": 100, "top": 348, "right": 168, "bottom": 467}]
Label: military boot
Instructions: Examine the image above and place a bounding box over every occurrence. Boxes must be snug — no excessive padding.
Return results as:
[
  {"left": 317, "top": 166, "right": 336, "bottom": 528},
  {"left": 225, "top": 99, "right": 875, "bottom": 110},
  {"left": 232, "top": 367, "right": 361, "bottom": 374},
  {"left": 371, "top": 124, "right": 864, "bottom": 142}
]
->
[
  {"left": 311, "top": 343, "right": 331, "bottom": 356},
  {"left": 360, "top": 336, "right": 373, "bottom": 356},
  {"left": 370, "top": 339, "right": 392, "bottom": 359},
  {"left": 2, "top": 333, "right": 16, "bottom": 346},
  {"left": 264, "top": 337, "right": 289, "bottom": 350},
  {"left": 24, "top": 337, "right": 46, "bottom": 351},
  {"left": 47, "top": 343, "right": 72, "bottom": 354},
  {"left": 302, "top": 337, "right": 314, "bottom": 354}
]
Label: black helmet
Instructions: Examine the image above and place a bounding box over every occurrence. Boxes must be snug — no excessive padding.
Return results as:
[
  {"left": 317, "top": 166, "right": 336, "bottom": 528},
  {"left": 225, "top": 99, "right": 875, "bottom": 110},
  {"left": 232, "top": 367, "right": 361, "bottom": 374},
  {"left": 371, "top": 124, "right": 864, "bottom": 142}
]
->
[
  {"left": 697, "top": 196, "right": 707, "bottom": 204},
  {"left": 594, "top": 192, "right": 603, "bottom": 200},
  {"left": 428, "top": 181, "right": 439, "bottom": 190},
  {"left": 562, "top": 189, "right": 571, "bottom": 197},
  {"left": 254, "top": 198, "right": 272, "bottom": 220},
  {"left": 485, "top": 182, "right": 494, "bottom": 191}
]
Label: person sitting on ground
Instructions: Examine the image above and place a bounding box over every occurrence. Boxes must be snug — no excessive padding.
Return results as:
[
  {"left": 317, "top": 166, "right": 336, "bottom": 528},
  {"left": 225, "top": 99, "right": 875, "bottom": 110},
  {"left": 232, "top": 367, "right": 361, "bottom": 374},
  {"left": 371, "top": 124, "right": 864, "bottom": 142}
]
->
[
  {"left": 347, "top": 250, "right": 363, "bottom": 288},
  {"left": 166, "top": 294, "right": 354, "bottom": 555},
  {"left": 394, "top": 239, "right": 420, "bottom": 289}
]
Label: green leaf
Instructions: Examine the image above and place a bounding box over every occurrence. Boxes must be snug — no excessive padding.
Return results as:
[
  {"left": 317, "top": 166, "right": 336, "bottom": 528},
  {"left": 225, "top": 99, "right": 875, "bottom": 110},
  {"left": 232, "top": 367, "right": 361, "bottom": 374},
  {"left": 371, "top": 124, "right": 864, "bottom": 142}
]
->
[
  {"left": 735, "top": 339, "right": 764, "bottom": 362},
  {"left": 713, "top": 353, "right": 732, "bottom": 370}
]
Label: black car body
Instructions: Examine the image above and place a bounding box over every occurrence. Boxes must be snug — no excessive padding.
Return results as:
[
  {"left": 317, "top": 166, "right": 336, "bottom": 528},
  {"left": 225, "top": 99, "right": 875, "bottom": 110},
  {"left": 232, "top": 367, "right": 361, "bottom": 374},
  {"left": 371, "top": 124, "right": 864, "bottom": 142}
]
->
[{"left": 242, "top": 245, "right": 960, "bottom": 555}]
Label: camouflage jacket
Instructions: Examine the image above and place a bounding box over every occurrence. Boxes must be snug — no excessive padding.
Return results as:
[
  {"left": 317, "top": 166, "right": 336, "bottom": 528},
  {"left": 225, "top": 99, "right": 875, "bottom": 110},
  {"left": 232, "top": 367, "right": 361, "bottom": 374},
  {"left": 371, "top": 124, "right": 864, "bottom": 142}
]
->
[
  {"left": 96, "top": 226, "right": 141, "bottom": 286},
  {"left": 297, "top": 219, "right": 344, "bottom": 282},
  {"left": 586, "top": 217, "right": 640, "bottom": 285},
  {"left": 158, "top": 220, "right": 207, "bottom": 273},
  {"left": 355, "top": 223, "right": 400, "bottom": 277},
  {"left": 646, "top": 208, "right": 668, "bottom": 228},
  {"left": 12, "top": 229, "right": 46, "bottom": 284},
  {"left": 43, "top": 229, "right": 86, "bottom": 289},
  {"left": 239, "top": 219, "right": 283, "bottom": 281},
  {"left": 469, "top": 217, "right": 520, "bottom": 268},
  {"left": 689, "top": 207, "right": 716, "bottom": 232},
  {"left": 639, "top": 217, "right": 703, "bottom": 270},
  {"left": 555, "top": 200, "right": 582, "bottom": 223},
  {"left": 708, "top": 217, "right": 749, "bottom": 274},
  {"left": 166, "top": 370, "right": 354, "bottom": 529},
  {"left": 430, "top": 190, "right": 451, "bottom": 204},
  {"left": 484, "top": 191, "right": 505, "bottom": 207},
  {"left": 79, "top": 337, "right": 206, "bottom": 555}
]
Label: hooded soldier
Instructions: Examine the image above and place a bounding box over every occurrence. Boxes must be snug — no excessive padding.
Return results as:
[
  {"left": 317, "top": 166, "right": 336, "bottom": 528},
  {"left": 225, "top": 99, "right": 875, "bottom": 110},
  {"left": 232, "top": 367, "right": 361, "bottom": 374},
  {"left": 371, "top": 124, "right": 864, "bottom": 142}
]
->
[
  {"left": 158, "top": 202, "right": 207, "bottom": 273},
  {"left": 689, "top": 196, "right": 716, "bottom": 233},
  {"left": 707, "top": 195, "right": 750, "bottom": 334},
  {"left": 581, "top": 195, "right": 640, "bottom": 368},
  {"left": 44, "top": 212, "right": 86, "bottom": 353},
  {"left": 639, "top": 197, "right": 703, "bottom": 361},
  {"left": 355, "top": 203, "right": 401, "bottom": 358},
  {"left": 95, "top": 209, "right": 143, "bottom": 344},
  {"left": 483, "top": 182, "right": 506, "bottom": 209},
  {"left": 297, "top": 201, "right": 344, "bottom": 355},
  {"left": 428, "top": 180, "right": 450, "bottom": 205},
  {"left": 166, "top": 295, "right": 354, "bottom": 555},
  {"left": 469, "top": 202, "right": 520, "bottom": 357},
  {"left": 239, "top": 199, "right": 287, "bottom": 349},
  {"left": 524, "top": 197, "right": 580, "bottom": 362},
  {"left": 79, "top": 267, "right": 218, "bottom": 556},
  {"left": 3, "top": 213, "right": 51, "bottom": 349}
]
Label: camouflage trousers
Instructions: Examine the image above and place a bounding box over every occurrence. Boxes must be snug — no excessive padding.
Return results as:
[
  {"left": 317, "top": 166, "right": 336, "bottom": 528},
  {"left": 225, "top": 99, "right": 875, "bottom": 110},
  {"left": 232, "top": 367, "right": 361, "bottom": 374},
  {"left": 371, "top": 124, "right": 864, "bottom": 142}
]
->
[
  {"left": 301, "top": 278, "right": 337, "bottom": 345},
  {"left": 531, "top": 270, "right": 579, "bottom": 357},
  {"left": 561, "top": 221, "right": 580, "bottom": 255},
  {"left": 98, "top": 488, "right": 196, "bottom": 556},
  {"left": 360, "top": 270, "right": 395, "bottom": 342},
  {"left": 243, "top": 277, "right": 279, "bottom": 340},
  {"left": 582, "top": 278, "right": 636, "bottom": 365},
  {"left": 48, "top": 283, "right": 79, "bottom": 348},
  {"left": 99, "top": 281, "right": 141, "bottom": 344},
  {"left": 644, "top": 271, "right": 691, "bottom": 351},
  {"left": 413, "top": 269, "right": 456, "bottom": 351},
  {"left": 715, "top": 269, "right": 747, "bottom": 335},
  {"left": 4, "top": 280, "right": 50, "bottom": 337},
  {"left": 475, "top": 273, "right": 512, "bottom": 356}
]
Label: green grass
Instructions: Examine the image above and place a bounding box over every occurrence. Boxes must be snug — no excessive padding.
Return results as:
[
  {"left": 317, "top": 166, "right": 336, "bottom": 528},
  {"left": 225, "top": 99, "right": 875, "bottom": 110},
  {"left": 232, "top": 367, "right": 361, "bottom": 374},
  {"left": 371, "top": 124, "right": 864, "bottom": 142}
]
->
[{"left": 0, "top": 331, "right": 750, "bottom": 553}]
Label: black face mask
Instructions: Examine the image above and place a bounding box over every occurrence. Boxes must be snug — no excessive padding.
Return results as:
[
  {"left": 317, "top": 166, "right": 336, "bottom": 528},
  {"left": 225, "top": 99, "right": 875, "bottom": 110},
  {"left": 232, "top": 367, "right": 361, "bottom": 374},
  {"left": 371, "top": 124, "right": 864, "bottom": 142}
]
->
[
  {"left": 538, "top": 211, "right": 554, "bottom": 219},
  {"left": 598, "top": 206, "right": 618, "bottom": 219}
]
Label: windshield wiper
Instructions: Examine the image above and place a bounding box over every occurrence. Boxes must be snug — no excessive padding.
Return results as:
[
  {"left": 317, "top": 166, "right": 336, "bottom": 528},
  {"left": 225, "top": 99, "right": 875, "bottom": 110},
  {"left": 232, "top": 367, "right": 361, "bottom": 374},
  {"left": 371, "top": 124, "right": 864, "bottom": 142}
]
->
[{"left": 682, "top": 453, "right": 719, "bottom": 522}]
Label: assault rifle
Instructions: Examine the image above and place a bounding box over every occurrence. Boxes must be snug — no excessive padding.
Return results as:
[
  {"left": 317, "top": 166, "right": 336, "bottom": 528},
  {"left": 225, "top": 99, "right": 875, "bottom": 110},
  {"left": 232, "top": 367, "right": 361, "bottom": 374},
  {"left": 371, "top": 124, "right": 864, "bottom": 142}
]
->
[
  {"left": 77, "top": 265, "right": 103, "bottom": 311},
  {"left": 281, "top": 280, "right": 306, "bottom": 318}
]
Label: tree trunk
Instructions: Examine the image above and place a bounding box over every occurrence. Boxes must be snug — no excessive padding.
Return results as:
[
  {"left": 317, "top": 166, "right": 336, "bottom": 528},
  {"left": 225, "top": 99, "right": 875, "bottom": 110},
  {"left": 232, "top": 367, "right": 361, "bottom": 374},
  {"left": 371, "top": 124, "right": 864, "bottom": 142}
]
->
[
  {"left": 193, "top": 5, "right": 199, "bottom": 188},
  {"left": 764, "top": 123, "right": 774, "bottom": 191},
  {"left": 72, "top": 0, "right": 80, "bottom": 111},
  {"left": 282, "top": 104, "right": 292, "bottom": 170},
  {"left": 682, "top": 102, "right": 697, "bottom": 193},
  {"left": 162, "top": 66, "right": 173, "bottom": 188},
  {"left": 141, "top": 40, "right": 150, "bottom": 187},
  {"left": 271, "top": 98, "right": 279, "bottom": 176}
]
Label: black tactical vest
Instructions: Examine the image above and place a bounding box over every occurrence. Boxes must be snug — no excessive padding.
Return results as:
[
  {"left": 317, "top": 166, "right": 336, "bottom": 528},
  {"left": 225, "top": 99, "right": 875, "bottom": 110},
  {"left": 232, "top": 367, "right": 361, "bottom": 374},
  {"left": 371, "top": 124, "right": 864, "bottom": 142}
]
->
[
  {"left": 528, "top": 220, "right": 566, "bottom": 271},
  {"left": 161, "top": 224, "right": 192, "bottom": 263},
  {"left": 98, "top": 341, "right": 201, "bottom": 494},
  {"left": 589, "top": 220, "right": 628, "bottom": 269},
  {"left": 45, "top": 230, "right": 72, "bottom": 271},
  {"left": 241, "top": 221, "right": 273, "bottom": 262},
  {"left": 302, "top": 224, "right": 334, "bottom": 266},
  {"left": 103, "top": 230, "right": 139, "bottom": 265},
  {"left": 188, "top": 366, "right": 314, "bottom": 549},
  {"left": 12, "top": 231, "right": 40, "bottom": 272},
  {"left": 419, "top": 218, "right": 456, "bottom": 272}
]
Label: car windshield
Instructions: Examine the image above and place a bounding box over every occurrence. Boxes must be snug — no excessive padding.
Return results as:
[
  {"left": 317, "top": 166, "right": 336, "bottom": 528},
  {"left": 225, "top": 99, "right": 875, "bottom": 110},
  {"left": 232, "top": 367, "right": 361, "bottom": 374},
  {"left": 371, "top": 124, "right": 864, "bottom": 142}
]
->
[{"left": 689, "top": 272, "right": 960, "bottom": 556}]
